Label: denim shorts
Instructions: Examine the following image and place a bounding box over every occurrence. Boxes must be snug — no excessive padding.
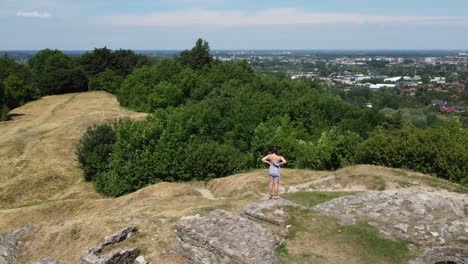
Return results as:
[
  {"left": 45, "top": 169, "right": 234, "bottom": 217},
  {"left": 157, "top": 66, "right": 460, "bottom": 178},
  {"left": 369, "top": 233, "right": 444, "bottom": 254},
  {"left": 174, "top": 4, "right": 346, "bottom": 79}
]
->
[{"left": 269, "top": 174, "right": 280, "bottom": 179}]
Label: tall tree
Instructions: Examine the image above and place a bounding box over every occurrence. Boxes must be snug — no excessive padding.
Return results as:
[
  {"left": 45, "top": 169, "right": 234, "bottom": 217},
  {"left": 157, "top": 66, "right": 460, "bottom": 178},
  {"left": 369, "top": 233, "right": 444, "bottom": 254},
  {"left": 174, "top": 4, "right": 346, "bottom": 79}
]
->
[
  {"left": 3, "top": 74, "right": 34, "bottom": 108},
  {"left": 29, "top": 49, "right": 88, "bottom": 95},
  {"left": 110, "top": 49, "right": 140, "bottom": 76},
  {"left": 177, "top": 38, "right": 213, "bottom": 70},
  {"left": 80, "top": 47, "right": 113, "bottom": 76}
]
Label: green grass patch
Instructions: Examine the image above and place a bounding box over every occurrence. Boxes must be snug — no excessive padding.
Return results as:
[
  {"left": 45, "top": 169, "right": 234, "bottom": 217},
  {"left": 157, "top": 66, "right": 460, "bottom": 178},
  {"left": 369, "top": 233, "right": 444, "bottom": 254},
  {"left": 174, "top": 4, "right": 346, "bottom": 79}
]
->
[
  {"left": 282, "top": 191, "right": 357, "bottom": 207},
  {"left": 341, "top": 223, "right": 411, "bottom": 263},
  {"left": 281, "top": 207, "right": 415, "bottom": 264}
]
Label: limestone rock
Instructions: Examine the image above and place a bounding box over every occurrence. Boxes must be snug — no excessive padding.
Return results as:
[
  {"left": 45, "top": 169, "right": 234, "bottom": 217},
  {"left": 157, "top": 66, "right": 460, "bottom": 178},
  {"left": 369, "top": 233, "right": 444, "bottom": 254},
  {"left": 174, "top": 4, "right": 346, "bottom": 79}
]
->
[
  {"left": 176, "top": 210, "right": 280, "bottom": 264},
  {"left": 81, "top": 248, "right": 140, "bottom": 264},
  {"left": 134, "top": 256, "right": 147, "bottom": 264},
  {"left": 394, "top": 223, "right": 409, "bottom": 233},
  {"left": 81, "top": 226, "right": 141, "bottom": 264},
  {"left": 409, "top": 247, "right": 468, "bottom": 264},
  {"left": 243, "top": 197, "right": 305, "bottom": 226},
  {"left": 0, "top": 225, "right": 36, "bottom": 264},
  {"left": 312, "top": 192, "right": 468, "bottom": 247},
  {"left": 97, "top": 226, "right": 138, "bottom": 252}
]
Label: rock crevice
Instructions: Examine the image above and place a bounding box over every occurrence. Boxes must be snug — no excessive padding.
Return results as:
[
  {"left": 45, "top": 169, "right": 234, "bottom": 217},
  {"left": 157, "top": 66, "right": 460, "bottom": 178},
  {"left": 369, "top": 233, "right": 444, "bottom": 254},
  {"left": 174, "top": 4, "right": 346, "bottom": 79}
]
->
[{"left": 176, "top": 210, "right": 280, "bottom": 264}]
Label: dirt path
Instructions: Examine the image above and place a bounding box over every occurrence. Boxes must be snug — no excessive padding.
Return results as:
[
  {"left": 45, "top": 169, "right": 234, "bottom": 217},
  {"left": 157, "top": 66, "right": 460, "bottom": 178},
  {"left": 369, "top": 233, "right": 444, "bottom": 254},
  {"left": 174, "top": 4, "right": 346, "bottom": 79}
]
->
[
  {"left": 279, "top": 166, "right": 467, "bottom": 198},
  {"left": 193, "top": 187, "right": 218, "bottom": 200},
  {"left": 0, "top": 91, "right": 147, "bottom": 208}
]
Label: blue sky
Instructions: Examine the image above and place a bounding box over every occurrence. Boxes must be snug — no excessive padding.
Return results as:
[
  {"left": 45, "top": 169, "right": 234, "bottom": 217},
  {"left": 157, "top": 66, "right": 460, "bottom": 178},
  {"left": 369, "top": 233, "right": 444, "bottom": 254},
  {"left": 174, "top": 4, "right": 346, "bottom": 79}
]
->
[{"left": 1, "top": 0, "right": 468, "bottom": 50}]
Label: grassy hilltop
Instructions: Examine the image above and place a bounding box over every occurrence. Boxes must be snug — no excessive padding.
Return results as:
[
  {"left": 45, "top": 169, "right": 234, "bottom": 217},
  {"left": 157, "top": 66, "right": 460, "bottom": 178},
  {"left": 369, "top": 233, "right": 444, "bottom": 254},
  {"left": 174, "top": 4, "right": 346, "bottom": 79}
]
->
[{"left": 0, "top": 91, "right": 466, "bottom": 263}]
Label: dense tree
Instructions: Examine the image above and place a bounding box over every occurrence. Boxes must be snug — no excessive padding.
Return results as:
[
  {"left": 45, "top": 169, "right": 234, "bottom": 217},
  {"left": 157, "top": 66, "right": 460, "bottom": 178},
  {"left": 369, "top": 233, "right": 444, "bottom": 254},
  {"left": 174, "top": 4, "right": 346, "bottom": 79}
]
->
[
  {"left": 3, "top": 74, "right": 34, "bottom": 108},
  {"left": 88, "top": 69, "right": 123, "bottom": 94},
  {"left": 117, "top": 60, "right": 184, "bottom": 111},
  {"left": 0, "top": 56, "right": 35, "bottom": 120},
  {"left": 357, "top": 125, "right": 468, "bottom": 186},
  {"left": 110, "top": 49, "right": 141, "bottom": 76},
  {"left": 80, "top": 47, "right": 113, "bottom": 76},
  {"left": 29, "top": 49, "right": 88, "bottom": 95},
  {"left": 81, "top": 47, "right": 146, "bottom": 78},
  {"left": 177, "top": 38, "right": 213, "bottom": 70}
]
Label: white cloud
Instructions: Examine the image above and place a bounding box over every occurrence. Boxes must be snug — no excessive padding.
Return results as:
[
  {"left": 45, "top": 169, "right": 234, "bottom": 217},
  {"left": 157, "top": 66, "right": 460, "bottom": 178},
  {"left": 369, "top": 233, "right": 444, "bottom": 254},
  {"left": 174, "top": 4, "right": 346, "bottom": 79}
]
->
[
  {"left": 102, "top": 8, "right": 468, "bottom": 27},
  {"left": 16, "top": 10, "right": 52, "bottom": 18}
]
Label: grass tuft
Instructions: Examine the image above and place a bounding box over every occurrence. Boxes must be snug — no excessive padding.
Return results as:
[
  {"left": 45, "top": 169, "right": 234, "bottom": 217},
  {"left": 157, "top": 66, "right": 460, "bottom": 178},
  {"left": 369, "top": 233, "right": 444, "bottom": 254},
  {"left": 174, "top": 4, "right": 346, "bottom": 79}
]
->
[{"left": 282, "top": 191, "right": 357, "bottom": 207}]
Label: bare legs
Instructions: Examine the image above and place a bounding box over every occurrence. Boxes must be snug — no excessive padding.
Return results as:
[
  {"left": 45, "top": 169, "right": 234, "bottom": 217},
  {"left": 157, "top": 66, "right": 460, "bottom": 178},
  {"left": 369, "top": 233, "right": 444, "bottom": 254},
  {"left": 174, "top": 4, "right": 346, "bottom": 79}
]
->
[
  {"left": 273, "top": 179, "right": 280, "bottom": 199},
  {"left": 268, "top": 178, "right": 274, "bottom": 198},
  {"left": 268, "top": 177, "right": 280, "bottom": 199}
]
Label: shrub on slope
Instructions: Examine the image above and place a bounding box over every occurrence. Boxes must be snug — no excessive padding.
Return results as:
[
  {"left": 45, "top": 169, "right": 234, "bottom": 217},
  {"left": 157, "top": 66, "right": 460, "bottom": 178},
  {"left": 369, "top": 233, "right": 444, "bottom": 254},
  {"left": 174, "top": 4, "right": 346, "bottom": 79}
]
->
[{"left": 357, "top": 125, "right": 468, "bottom": 186}]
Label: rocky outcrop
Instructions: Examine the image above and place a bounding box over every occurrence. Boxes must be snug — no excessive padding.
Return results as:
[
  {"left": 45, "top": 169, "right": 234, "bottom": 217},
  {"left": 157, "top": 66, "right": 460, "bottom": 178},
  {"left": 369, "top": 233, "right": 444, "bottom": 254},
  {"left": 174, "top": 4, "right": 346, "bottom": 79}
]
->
[
  {"left": 0, "top": 225, "right": 36, "bottom": 264},
  {"left": 176, "top": 210, "right": 280, "bottom": 264},
  {"left": 244, "top": 197, "right": 305, "bottom": 226},
  {"left": 96, "top": 226, "right": 138, "bottom": 253},
  {"left": 312, "top": 192, "right": 468, "bottom": 247},
  {"left": 80, "top": 226, "right": 141, "bottom": 264},
  {"left": 409, "top": 247, "right": 468, "bottom": 264},
  {"left": 81, "top": 248, "right": 140, "bottom": 264},
  {"left": 27, "top": 226, "right": 142, "bottom": 264}
]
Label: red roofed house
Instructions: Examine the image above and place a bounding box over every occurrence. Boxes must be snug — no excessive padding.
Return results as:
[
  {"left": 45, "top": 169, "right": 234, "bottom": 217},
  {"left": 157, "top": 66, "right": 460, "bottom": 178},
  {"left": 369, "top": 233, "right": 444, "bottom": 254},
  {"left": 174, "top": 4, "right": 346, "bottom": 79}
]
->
[{"left": 439, "top": 106, "right": 456, "bottom": 114}]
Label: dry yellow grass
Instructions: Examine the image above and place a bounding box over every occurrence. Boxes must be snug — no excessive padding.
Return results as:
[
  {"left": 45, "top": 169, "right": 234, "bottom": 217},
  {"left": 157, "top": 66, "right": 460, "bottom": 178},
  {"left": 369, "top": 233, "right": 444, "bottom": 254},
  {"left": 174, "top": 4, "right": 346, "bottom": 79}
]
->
[
  {"left": 0, "top": 92, "right": 466, "bottom": 263},
  {"left": 0, "top": 91, "right": 146, "bottom": 208}
]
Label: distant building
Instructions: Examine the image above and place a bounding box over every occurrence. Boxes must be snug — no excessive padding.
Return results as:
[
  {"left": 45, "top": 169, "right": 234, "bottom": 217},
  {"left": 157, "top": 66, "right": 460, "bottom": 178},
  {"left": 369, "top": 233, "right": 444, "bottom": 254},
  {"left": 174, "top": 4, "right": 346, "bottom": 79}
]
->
[
  {"left": 372, "top": 75, "right": 389, "bottom": 79},
  {"left": 384, "top": 76, "right": 402, "bottom": 82},
  {"left": 430, "top": 77, "right": 446, "bottom": 84},
  {"left": 368, "top": 84, "right": 396, "bottom": 90},
  {"left": 425, "top": 57, "right": 436, "bottom": 64},
  {"left": 431, "top": 99, "right": 447, "bottom": 107}
]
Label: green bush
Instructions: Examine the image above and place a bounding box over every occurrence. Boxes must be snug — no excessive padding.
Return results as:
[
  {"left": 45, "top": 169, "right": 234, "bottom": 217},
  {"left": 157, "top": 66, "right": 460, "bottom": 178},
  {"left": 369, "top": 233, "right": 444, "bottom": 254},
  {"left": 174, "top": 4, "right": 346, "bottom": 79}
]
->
[
  {"left": 296, "top": 128, "right": 362, "bottom": 170},
  {"left": 92, "top": 119, "right": 164, "bottom": 196},
  {"left": 357, "top": 126, "right": 468, "bottom": 186},
  {"left": 183, "top": 141, "right": 250, "bottom": 180},
  {"left": 88, "top": 69, "right": 123, "bottom": 94},
  {"left": 117, "top": 60, "right": 184, "bottom": 112},
  {"left": 76, "top": 123, "right": 117, "bottom": 181},
  {"left": 0, "top": 105, "right": 9, "bottom": 121}
]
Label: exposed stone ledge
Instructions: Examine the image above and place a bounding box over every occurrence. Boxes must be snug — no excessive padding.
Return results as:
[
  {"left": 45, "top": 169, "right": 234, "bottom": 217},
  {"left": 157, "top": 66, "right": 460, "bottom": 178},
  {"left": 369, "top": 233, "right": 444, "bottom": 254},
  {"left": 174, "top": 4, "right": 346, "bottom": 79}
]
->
[
  {"left": 243, "top": 197, "right": 305, "bottom": 226},
  {"left": 312, "top": 192, "right": 468, "bottom": 247},
  {"left": 176, "top": 210, "right": 280, "bottom": 264},
  {"left": 0, "top": 224, "right": 36, "bottom": 264},
  {"left": 409, "top": 247, "right": 468, "bottom": 264}
]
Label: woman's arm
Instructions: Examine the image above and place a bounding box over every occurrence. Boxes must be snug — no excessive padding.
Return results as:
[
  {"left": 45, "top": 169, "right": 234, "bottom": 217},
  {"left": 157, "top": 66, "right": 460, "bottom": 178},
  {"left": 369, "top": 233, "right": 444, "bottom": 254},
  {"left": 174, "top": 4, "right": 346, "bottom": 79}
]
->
[
  {"left": 279, "top": 156, "right": 287, "bottom": 166},
  {"left": 261, "top": 155, "right": 272, "bottom": 166}
]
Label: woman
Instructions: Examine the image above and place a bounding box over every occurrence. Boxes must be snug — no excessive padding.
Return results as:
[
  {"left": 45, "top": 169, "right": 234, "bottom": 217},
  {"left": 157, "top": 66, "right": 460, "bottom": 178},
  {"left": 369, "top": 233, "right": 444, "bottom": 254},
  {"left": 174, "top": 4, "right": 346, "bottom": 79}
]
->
[{"left": 261, "top": 146, "right": 287, "bottom": 200}]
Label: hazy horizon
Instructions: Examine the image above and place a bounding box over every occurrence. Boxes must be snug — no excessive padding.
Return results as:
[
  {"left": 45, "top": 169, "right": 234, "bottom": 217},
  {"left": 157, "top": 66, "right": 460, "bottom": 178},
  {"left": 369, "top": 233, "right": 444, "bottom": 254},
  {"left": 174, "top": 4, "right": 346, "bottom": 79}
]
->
[
  {"left": 1, "top": 49, "right": 467, "bottom": 52},
  {"left": 1, "top": 0, "right": 468, "bottom": 50}
]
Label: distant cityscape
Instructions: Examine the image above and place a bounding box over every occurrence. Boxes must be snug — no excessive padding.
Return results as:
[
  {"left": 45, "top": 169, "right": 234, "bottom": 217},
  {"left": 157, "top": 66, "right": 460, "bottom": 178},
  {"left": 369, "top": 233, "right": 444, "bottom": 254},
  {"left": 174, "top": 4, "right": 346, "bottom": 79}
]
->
[{"left": 1, "top": 49, "right": 466, "bottom": 113}]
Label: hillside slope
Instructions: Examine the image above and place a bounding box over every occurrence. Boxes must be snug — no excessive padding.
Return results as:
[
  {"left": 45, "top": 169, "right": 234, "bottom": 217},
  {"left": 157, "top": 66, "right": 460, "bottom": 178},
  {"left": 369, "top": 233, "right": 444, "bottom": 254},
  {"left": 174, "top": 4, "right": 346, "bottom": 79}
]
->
[
  {"left": 0, "top": 91, "right": 147, "bottom": 208},
  {"left": 0, "top": 92, "right": 465, "bottom": 263},
  {"left": 0, "top": 166, "right": 464, "bottom": 263}
]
